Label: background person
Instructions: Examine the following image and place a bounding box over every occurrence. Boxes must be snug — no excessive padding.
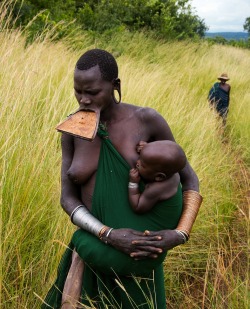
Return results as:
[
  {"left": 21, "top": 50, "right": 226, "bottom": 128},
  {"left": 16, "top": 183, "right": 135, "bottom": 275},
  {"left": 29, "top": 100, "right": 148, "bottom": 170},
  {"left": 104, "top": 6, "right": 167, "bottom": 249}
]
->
[{"left": 208, "top": 72, "right": 231, "bottom": 125}]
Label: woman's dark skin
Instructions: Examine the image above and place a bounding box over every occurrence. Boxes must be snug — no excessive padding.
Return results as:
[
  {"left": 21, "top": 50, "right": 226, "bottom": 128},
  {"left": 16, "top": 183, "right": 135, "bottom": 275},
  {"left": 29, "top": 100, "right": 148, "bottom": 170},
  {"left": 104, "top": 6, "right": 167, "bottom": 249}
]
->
[{"left": 61, "top": 65, "right": 199, "bottom": 259}]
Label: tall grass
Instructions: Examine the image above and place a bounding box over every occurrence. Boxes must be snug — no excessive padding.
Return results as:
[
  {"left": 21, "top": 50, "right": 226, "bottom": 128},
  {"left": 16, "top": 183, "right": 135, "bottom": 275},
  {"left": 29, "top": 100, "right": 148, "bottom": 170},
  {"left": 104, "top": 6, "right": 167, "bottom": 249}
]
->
[{"left": 0, "top": 5, "right": 249, "bottom": 309}]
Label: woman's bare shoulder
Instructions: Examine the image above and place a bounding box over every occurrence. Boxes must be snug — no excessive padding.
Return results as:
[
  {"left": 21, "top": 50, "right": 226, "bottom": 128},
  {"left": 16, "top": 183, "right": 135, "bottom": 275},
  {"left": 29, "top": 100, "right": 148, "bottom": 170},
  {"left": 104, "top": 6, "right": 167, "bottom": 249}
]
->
[
  {"left": 123, "top": 103, "right": 174, "bottom": 141},
  {"left": 123, "top": 103, "right": 160, "bottom": 119}
]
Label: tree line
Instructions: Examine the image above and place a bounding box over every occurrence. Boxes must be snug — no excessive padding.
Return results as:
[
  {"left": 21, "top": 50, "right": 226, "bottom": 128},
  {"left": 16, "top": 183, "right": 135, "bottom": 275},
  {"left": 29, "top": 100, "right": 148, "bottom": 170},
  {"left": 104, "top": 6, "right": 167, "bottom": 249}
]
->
[
  {"left": 10, "top": 0, "right": 207, "bottom": 41},
  {"left": 5, "top": 1, "right": 250, "bottom": 49}
]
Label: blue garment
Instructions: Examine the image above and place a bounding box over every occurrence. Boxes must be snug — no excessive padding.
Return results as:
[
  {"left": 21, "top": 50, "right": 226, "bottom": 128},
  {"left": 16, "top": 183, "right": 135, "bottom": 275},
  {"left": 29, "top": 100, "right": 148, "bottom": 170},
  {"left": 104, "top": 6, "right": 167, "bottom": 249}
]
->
[{"left": 208, "top": 82, "right": 230, "bottom": 118}]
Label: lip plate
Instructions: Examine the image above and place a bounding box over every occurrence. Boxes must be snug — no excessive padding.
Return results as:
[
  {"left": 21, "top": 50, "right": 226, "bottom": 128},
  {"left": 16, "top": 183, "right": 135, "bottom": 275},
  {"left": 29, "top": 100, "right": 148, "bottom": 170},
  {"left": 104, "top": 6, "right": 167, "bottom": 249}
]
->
[{"left": 56, "top": 109, "right": 100, "bottom": 141}]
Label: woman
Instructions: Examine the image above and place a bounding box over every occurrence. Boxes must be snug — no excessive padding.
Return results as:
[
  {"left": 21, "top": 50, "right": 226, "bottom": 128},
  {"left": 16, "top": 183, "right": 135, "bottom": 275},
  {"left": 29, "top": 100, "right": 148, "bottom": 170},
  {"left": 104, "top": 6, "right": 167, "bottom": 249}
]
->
[{"left": 42, "top": 49, "right": 202, "bottom": 308}]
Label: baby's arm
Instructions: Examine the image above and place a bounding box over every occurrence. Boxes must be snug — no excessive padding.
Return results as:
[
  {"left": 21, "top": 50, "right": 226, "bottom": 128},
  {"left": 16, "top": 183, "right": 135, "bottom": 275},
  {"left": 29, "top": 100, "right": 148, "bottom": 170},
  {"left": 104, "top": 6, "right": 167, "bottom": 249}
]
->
[
  {"left": 132, "top": 174, "right": 181, "bottom": 214},
  {"left": 128, "top": 168, "right": 142, "bottom": 211},
  {"left": 129, "top": 168, "right": 160, "bottom": 214}
]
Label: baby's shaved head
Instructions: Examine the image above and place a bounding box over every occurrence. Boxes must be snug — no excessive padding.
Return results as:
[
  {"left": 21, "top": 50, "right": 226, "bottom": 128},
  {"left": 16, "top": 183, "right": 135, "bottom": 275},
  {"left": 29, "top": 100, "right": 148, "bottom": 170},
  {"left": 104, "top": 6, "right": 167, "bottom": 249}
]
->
[{"left": 141, "top": 140, "right": 187, "bottom": 176}]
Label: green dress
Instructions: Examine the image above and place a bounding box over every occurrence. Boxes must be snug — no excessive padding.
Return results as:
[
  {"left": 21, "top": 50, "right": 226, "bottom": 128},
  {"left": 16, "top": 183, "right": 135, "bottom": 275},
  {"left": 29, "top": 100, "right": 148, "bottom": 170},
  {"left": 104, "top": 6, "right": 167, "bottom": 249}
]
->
[{"left": 42, "top": 126, "right": 183, "bottom": 308}]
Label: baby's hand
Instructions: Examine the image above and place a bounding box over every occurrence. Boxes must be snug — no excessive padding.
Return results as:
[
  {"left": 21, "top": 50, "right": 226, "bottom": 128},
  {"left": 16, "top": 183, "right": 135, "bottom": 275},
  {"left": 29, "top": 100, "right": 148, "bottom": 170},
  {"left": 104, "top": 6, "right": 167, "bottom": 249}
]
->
[
  {"left": 129, "top": 168, "right": 140, "bottom": 183},
  {"left": 136, "top": 141, "right": 147, "bottom": 153}
]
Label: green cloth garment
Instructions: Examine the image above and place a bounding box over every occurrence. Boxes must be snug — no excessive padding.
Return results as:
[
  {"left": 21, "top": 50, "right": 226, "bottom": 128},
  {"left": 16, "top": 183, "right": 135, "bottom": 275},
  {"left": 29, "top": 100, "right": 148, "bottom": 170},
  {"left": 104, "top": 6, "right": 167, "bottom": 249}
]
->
[{"left": 41, "top": 126, "right": 183, "bottom": 308}]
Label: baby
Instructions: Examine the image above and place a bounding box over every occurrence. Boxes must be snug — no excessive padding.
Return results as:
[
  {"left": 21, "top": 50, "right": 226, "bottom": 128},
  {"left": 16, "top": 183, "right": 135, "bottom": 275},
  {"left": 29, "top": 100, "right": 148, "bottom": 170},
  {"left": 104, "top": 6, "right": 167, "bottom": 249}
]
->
[{"left": 129, "top": 140, "right": 187, "bottom": 214}]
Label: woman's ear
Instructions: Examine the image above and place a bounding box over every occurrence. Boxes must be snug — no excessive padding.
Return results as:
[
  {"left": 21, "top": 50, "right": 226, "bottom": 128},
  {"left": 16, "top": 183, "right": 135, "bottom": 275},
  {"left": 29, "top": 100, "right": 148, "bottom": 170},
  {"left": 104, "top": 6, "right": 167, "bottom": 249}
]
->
[
  {"left": 112, "top": 78, "right": 121, "bottom": 104},
  {"left": 155, "top": 172, "right": 167, "bottom": 182},
  {"left": 113, "top": 78, "right": 121, "bottom": 89}
]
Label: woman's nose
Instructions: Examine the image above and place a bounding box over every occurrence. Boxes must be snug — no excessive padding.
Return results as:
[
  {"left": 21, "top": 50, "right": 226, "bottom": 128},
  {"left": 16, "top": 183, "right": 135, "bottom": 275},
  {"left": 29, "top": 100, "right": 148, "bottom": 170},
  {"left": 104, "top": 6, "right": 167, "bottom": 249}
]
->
[{"left": 80, "top": 96, "right": 91, "bottom": 105}]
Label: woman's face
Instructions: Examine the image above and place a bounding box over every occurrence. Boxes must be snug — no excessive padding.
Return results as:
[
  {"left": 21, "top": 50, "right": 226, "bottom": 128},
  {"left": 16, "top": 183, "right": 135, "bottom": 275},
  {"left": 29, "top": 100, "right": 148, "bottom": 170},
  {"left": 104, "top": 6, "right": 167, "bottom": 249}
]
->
[{"left": 74, "top": 65, "right": 114, "bottom": 112}]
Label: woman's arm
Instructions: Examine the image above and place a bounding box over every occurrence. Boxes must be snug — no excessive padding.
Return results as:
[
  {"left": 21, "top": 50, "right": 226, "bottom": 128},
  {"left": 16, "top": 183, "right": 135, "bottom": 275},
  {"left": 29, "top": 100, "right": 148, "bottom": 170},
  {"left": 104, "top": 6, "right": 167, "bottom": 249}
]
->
[
  {"left": 179, "top": 161, "right": 199, "bottom": 192},
  {"left": 60, "top": 133, "right": 82, "bottom": 214},
  {"left": 60, "top": 133, "right": 109, "bottom": 237}
]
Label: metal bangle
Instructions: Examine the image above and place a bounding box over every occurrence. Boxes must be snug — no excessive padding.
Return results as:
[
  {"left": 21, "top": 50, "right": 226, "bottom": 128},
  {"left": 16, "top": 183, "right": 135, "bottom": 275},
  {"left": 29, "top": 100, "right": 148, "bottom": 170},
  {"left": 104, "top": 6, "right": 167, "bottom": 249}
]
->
[
  {"left": 175, "top": 230, "right": 188, "bottom": 244},
  {"left": 128, "top": 182, "right": 139, "bottom": 189},
  {"left": 104, "top": 228, "right": 114, "bottom": 244},
  {"left": 70, "top": 204, "right": 106, "bottom": 237},
  {"left": 99, "top": 226, "right": 110, "bottom": 240},
  {"left": 180, "top": 230, "right": 189, "bottom": 240}
]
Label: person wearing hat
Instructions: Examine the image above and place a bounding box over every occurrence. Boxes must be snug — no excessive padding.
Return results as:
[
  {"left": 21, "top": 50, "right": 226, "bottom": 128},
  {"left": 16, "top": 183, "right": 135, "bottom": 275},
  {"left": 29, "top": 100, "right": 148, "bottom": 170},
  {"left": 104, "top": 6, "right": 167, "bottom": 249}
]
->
[{"left": 208, "top": 73, "right": 231, "bottom": 125}]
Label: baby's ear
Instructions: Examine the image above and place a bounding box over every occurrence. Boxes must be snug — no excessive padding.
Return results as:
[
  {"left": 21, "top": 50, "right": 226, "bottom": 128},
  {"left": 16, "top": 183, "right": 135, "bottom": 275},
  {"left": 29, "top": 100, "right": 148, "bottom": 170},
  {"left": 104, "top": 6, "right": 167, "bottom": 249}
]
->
[{"left": 155, "top": 173, "right": 166, "bottom": 182}]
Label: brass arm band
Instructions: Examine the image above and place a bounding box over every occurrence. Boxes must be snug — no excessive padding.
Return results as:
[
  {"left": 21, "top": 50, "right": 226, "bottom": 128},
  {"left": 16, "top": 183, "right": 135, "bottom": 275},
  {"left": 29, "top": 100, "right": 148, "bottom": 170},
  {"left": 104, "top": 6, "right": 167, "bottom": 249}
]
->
[{"left": 176, "top": 190, "right": 203, "bottom": 236}]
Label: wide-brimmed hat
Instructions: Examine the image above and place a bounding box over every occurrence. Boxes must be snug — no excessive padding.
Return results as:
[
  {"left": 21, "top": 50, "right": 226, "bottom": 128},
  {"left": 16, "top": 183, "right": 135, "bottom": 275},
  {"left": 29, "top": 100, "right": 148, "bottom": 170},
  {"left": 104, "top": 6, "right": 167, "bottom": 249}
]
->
[{"left": 218, "top": 73, "right": 230, "bottom": 80}]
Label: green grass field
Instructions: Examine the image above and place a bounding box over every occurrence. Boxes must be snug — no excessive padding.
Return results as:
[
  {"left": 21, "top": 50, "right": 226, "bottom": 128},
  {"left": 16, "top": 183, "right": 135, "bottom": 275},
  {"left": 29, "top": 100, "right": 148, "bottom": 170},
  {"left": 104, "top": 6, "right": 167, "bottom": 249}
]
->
[{"left": 0, "top": 6, "right": 249, "bottom": 309}]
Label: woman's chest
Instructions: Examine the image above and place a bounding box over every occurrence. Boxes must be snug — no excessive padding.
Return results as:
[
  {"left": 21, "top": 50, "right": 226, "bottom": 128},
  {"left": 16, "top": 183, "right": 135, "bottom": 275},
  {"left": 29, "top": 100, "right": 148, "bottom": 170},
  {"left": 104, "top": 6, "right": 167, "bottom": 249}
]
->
[
  {"left": 105, "top": 118, "right": 149, "bottom": 165},
  {"left": 68, "top": 127, "right": 147, "bottom": 184},
  {"left": 67, "top": 139, "right": 101, "bottom": 184}
]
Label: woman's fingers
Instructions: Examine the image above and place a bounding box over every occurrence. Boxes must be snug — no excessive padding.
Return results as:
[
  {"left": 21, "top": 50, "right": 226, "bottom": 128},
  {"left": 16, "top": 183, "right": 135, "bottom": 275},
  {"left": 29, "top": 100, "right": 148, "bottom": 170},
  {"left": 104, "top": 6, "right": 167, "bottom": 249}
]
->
[{"left": 130, "top": 248, "right": 162, "bottom": 259}]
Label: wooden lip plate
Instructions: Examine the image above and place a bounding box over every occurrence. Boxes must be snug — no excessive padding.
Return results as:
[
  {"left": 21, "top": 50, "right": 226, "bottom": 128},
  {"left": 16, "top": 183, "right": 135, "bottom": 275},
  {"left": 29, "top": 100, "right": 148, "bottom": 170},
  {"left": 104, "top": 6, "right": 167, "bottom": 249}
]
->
[{"left": 56, "top": 109, "right": 100, "bottom": 141}]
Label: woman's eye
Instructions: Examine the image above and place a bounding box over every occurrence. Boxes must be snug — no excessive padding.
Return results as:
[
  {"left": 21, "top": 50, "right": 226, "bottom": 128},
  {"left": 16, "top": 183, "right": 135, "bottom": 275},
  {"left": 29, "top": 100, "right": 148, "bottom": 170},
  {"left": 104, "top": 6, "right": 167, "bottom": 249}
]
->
[
  {"left": 74, "top": 89, "right": 81, "bottom": 94},
  {"left": 87, "top": 90, "right": 98, "bottom": 95},
  {"left": 74, "top": 89, "right": 99, "bottom": 95}
]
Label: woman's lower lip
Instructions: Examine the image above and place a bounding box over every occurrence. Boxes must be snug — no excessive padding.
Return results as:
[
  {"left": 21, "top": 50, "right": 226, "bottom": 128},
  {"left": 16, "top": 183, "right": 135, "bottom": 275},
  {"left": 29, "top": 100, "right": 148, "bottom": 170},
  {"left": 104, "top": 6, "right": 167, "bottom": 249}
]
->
[
  {"left": 79, "top": 106, "right": 94, "bottom": 110},
  {"left": 79, "top": 107, "right": 100, "bottom": 113}
]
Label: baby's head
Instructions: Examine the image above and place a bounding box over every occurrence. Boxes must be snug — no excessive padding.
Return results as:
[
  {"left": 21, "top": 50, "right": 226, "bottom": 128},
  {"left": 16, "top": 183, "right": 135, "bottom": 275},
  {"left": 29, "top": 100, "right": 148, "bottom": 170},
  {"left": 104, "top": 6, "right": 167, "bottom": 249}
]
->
[{"left": 136, "top": 140, "right": 187, "bottom": 182}]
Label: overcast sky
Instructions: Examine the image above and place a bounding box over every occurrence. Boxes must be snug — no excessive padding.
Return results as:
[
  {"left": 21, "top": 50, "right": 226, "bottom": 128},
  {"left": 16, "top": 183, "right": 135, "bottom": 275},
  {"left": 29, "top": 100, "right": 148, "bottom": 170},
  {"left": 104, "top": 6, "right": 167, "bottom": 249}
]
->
[{"left": 191, "top": 0, "right": 250, "bottom": 32}]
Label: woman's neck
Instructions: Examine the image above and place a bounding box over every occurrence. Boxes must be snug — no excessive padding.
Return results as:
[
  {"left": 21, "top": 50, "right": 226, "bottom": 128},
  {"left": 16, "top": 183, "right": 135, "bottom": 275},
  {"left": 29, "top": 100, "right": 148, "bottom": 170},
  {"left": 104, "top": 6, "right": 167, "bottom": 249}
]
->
[{"left": 100, "top": 103, "right": 123, "bottom": 124}]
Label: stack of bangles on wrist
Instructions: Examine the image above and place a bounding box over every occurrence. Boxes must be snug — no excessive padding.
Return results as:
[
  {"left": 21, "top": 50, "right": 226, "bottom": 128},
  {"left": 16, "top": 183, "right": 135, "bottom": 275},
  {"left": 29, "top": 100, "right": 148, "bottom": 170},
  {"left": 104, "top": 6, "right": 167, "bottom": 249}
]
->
[
  {"left": 128, "top": 182, "right": 139, "bottom": 189},
  {"left": 175, "top": 229, "right": 189, "bottom": 244},
  {"left": 70, "top": 204, "right": 113, "bottom": 244},
  {"left": 175, "top": 190, "right": 203, "bottom": 243}
]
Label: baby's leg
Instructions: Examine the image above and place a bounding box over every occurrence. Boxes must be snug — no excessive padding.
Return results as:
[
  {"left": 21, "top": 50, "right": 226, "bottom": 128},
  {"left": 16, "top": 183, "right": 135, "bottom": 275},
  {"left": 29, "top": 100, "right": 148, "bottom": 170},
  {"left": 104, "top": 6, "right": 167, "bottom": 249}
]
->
[{"left": 61, "top": 249, "right": 84, "bottom": 308}]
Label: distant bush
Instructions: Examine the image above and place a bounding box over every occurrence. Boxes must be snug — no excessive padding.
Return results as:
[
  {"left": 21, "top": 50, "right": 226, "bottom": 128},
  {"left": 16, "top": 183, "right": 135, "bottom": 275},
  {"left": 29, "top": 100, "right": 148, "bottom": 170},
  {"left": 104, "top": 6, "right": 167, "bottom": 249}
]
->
[{"left": 205, "top": 36, "right": 250, "bottom": 49}]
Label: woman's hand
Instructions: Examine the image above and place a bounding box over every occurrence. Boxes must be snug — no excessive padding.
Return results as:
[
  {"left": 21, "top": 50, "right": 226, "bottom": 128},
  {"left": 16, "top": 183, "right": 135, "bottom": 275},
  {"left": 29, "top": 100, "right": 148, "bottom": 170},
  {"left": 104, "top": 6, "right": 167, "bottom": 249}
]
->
[
  {"left": 106, "top": 228, "right": 183, "bottom": 260},
  {"left": 106, "top": 228, "right": 162, "bottom": 258},
  {"left": 130, "top": 230, "right": 184, "bottom": 259}
]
